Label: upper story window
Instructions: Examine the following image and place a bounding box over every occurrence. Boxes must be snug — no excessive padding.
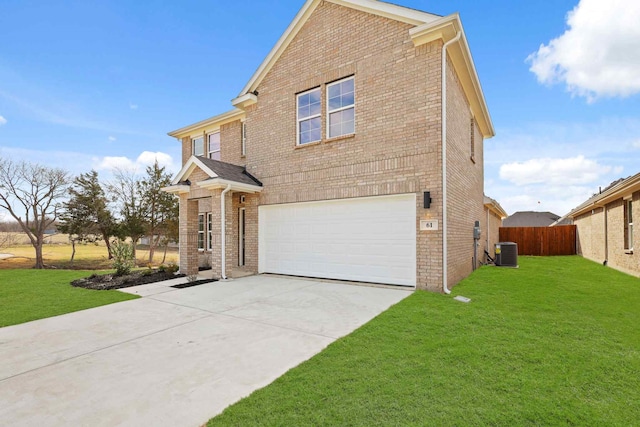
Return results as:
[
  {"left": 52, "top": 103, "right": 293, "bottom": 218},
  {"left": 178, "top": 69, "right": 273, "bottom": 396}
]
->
[
  {"left": 297, "top": 87, "right": 321, "bottom": 145},
  {"left": 241, "top": 122, "right": 246, "bottom": 156},
  {"left": 208, "top": 132, "right": 221, "bottom": 160},
  {"left": 327, "top": 76, "right": 355, "bottom": 138},
  {"left": 625, "top": 199, "right": 634, "bottom": 251},
  {"left": 192, "top": 136, "right": 204, "bottom": 157}
]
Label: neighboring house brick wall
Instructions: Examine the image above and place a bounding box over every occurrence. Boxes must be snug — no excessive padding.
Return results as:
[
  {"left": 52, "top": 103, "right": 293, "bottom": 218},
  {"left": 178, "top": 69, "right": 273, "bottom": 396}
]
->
[
  {"left": 574, "top": 192, "right": 639, "bottom": 277},
  {"left": 445, "top": 57, "right": 484, "bottom": 286},
  {"left": 244, "top": 1, "right": 445, "bottom": 290}
]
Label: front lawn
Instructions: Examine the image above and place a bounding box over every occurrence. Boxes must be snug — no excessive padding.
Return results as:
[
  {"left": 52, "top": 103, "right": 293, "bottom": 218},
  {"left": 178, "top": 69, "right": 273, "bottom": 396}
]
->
[
  {"left": 209, "top": 256, "right": 640, "bottom": 426},
  {"left": 0, "top": 270, "right": 138, "bottom": 327}
]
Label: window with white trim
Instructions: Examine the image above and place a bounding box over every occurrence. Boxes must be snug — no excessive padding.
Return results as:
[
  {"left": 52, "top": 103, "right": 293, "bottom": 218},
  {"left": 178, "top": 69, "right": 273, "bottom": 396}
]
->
[
  {"left": 192, "top": 136, "right": 204, "bottom": 157},
  {"left": 297, "top": 87, "right": 321, "bottom": 145},
  {"left": 241, "top": 122, "right": 246, "bottom": 156},
  {"left": 327, "top": 76, "right": 355, "bottom": 138},
  {"left": 208, "top": 132, "right": 220, "bottom": 160},
  {"left": 207, "top": 213, "right": 213, "bottom": 251},
  {"left": 625, "top": 199, "right": 633, "bottom": 250},
  {"left": 197, "top": 214, "right": 205, "bottom": 250}
]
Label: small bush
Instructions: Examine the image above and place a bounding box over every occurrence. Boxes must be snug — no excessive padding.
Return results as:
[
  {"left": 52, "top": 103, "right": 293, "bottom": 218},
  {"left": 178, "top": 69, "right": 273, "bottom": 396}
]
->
[
  {"left": 160, "top": 263, "right": 179, "bottom": 274},
  {"left": 111, "top": 241, "right": 134, "bottom": 276}
]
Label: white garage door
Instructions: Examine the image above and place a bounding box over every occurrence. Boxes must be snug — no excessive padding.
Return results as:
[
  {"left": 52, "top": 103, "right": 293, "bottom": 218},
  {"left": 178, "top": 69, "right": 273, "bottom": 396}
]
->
[{"left": 259, "top": 194, "right": 416, "bottom": 287}]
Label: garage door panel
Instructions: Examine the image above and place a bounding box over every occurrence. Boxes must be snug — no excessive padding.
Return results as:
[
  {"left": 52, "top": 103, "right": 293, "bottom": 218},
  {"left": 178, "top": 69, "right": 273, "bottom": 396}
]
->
[{"left": 259, "top": 194, "right": 416, "bottom": 287}]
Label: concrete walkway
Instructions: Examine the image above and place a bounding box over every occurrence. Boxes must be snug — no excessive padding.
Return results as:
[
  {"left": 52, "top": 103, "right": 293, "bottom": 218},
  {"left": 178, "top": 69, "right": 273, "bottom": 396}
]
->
[{"left": 0, "top": 275, "right": 411, "bottom": 427}]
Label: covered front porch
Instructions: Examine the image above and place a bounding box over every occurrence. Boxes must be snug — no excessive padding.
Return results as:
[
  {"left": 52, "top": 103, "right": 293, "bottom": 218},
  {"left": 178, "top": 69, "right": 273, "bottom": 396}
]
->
[{"left": 163, "top": 156, "right": 262, "bottom": 278}]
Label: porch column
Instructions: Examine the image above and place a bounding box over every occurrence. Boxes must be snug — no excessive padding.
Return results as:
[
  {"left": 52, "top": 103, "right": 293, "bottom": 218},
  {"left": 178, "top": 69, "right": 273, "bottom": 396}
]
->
[
  {"left": 179, "top": 194, "right": 199, "bottom": 276},
  {"left": 209, "top": 189, "right": 223, "bottom": 279},
  {"left": 209, "top": 188, "right": 236, "bottom": 279}
]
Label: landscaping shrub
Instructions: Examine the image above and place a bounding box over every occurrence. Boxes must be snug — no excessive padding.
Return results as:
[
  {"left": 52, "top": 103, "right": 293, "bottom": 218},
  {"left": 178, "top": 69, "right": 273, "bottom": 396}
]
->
[{"left": 111, "top": 241, "right": 134, "bottom": 276}]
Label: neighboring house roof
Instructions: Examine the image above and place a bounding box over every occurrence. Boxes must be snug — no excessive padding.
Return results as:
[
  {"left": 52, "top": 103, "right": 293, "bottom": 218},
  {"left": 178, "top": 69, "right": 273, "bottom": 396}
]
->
[
  {"left": 164, "top": 156, "right": 263, "bottom": 194},
  {"left": 483, "top": 195, "right": 508, "bottom": 219},
  {"left": 549, "top": 216, "right": 573, "bottom": 227},
  {"left": 568, "top": 172, "right": 640, "bottom": 218},
  {"left": 229, "top": 0, "right": 494, "bottom": 138},
  {"left": 503, "top": 211, "right": 560, "bottom": 227}
]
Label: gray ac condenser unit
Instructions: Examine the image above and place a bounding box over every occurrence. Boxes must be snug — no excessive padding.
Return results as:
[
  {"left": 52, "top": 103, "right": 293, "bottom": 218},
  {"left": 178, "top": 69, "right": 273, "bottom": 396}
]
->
[{"left": 495, "top": 242, "right": 518, "bottom": 267}]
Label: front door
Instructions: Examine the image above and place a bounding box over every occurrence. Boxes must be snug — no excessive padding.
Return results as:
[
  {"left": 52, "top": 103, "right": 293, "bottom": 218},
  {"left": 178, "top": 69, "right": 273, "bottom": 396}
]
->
[{"left": 238, "top": 208, "right": 246, "bottom": 266}]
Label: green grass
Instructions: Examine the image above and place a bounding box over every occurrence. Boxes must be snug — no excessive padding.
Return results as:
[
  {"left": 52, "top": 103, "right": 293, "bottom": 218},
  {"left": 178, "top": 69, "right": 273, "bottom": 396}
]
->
[
  {"left": 209, "top": 256, "right": 640, "bottom": 426},
  {"left": 0, "top": 269, "right": 138, "bottom": 327}
]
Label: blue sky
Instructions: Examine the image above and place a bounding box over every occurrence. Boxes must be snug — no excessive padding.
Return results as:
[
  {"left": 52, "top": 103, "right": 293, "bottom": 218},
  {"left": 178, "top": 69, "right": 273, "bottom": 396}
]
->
[{"left": 1, "top": 0, "right": 639, "bottom": 218}]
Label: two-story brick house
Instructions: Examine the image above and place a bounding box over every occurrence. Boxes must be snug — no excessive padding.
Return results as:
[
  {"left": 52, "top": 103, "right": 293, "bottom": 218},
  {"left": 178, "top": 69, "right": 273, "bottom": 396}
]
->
[{"left": 163, "top": 0, "right": 494, "bottom": 292}]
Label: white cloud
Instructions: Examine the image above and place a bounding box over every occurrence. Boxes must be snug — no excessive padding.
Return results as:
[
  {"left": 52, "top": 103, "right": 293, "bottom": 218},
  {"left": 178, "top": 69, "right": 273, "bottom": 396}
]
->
[
  {"left": 499, "top": 155, "right": 619, "bottom": 186},
  {"left": 527, "top": 0, "right": 640, "bottom": 100},
  {"left": 94, "top": 156, "right": 136, "bottom": 171},
  {"left": 632, "top": 140, "right": 640, "bottom": 149},
  {"left": 108, "top": 136, "right": 116, "bottom": 142},
  {"left": 0, "top": 115, "right": 6, "bottom": 126},
  {"left": 129, "top": 103, "right": 138, "bottom": 110},
  {"left": 93, "top": 151, "right": 176, "bottom": 173}
]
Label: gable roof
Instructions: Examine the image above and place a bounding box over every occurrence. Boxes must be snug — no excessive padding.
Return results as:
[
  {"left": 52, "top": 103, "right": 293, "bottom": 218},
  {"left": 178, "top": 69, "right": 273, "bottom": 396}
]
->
[
  {"left": 230, "top": 0, "right": 494, "bottom": 138},
  {"left": 171, "top": 156, "right": 262, "bottom": 188},
  {"left": 503, "top": 211, "right": 560, "bottom": 228},
  {"left": 568, "top": 172, "right": 640, "bottom": 218},
  {"left": 232, "top": 0, "right": 440, "bottom": 108}
]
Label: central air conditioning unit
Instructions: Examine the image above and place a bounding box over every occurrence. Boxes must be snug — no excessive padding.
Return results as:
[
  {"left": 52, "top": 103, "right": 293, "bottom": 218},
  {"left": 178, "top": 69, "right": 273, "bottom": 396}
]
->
[{"left": 495, "top": 242, "right": 518, "bottom": 267}]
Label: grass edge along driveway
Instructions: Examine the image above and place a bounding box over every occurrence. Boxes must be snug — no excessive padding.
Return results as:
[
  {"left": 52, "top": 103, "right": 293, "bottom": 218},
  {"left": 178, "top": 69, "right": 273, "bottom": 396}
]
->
[
  {"left": 209, "top": 256, "right": 640, "bottom": 426},
  {"left": 0, "top": 270, "right": 138, "bottom": 328}
]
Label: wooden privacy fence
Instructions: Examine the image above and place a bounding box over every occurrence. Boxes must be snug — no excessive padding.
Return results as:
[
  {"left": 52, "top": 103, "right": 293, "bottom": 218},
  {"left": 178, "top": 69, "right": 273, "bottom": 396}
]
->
[{"left": 498, "top": 225, "right": 576, "bottom": 256}]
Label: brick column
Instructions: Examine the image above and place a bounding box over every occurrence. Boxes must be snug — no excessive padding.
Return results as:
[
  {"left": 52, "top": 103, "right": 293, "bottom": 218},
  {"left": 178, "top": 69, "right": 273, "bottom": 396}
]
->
[
  {"left": 209, "top": 189, "right": 223, "bottom": 278},
  {"left": 179, "top": 195, "right": 199, "bottom": 276}
]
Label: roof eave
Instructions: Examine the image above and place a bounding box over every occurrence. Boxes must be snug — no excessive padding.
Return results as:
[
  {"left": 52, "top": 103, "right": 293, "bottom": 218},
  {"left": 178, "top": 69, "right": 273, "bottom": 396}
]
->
[
  {"left": 410, "top": 14, "right": 495, "bottom": 139},
  {"left": 171, "top": 156, "right": 218, "bottom": 185},
  {"left": 167, "top": 109, "right": 245, "bottom": 139},
  {"left": 569, "top": 172, "right": 640, "bottom": 218},
  {"left": 196, "top": 178, "right": 263, "bottom": 193},
  {"left": 161, "top": 185, "right": 190, "bottom": 195}
]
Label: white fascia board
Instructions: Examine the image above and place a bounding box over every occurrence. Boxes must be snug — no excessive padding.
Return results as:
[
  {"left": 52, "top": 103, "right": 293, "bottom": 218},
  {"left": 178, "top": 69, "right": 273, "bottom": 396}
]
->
[
  {"left": 330, "top": 0, "right": 440, "bottom": 26},
  {"left": 196, "top": 178, "right": 263, "bottom": 194},
  {"left": 231, "top": 93, "right": 258, "bottom": 109},
  {"left": 410, "top": 14, "right": 495, "bottom": 139},
  {"left": 161, "top": 185, "right": 190, "bottom": 194},
  {"left": 167, "top": 109, "right": 245, "bottom": 138},
  {"left": 237, "top": 0, "right": 319, "bottom": 97},
  {"left": 170, "top": 156, "right": 218, "bottom": 186}
]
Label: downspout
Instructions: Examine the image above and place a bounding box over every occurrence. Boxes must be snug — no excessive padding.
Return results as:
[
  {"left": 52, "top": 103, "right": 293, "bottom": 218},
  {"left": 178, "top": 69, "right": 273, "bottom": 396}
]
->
[
  {"left": 441, "top": 31, "right": 461, "bottom": 295},
  {"left": 220, "top": 184, "right": 232, "bottom": 280}
]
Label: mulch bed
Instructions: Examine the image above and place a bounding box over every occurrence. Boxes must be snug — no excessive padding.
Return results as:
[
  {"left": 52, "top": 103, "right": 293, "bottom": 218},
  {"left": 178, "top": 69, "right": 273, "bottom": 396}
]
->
[{"left": 71, "top": 270, "right": 186, "bottom": 290}]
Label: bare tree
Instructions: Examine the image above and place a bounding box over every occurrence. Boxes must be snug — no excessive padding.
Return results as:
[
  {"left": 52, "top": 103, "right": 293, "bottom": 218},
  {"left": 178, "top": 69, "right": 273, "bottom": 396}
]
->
[{"left": 0, "top": 158, "right": 70, "bottom": 268}]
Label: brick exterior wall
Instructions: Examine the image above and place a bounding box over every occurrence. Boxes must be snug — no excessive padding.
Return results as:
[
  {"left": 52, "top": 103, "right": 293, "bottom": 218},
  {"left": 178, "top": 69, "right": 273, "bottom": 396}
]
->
[
  {"left": 445, "top": 56, "right": 484, "bottom": 286},
  {"left": 174, "top": 2, "right": 488, "bottom": 291},
  {"left": 574, "top": 191, "right": 639, "bottom": 277}
]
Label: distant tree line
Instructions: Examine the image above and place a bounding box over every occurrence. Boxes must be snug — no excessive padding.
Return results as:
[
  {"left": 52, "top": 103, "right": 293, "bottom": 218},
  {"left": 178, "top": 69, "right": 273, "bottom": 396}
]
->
[{"left": 0, "top": 157, "right": 178, "bottom": 269}]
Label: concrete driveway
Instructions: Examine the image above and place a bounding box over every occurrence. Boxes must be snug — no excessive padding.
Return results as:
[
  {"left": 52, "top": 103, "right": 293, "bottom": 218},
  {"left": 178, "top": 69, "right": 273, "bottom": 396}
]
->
[{"left": 0, "top": 274, "right": 411, "bottom": 427}]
